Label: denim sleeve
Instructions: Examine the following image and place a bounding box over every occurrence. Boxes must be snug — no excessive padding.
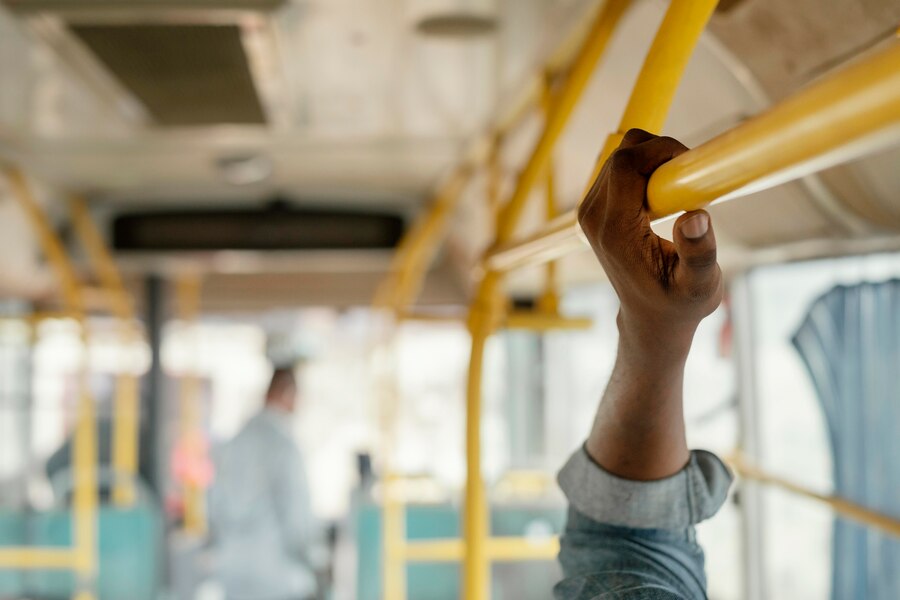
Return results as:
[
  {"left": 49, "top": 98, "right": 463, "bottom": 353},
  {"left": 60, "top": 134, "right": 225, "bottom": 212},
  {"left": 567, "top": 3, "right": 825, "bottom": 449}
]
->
[{"left": 554, "top": 449, "right": 733, "bottom": 599}]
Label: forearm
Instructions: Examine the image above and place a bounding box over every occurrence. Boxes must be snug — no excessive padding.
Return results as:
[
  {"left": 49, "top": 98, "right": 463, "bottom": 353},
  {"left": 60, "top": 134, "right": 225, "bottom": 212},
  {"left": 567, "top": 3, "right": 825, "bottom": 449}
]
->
[
  {"left": 556, "top": 131, "right": 733, "bottom": 597},
  {"left": 585, "top": 315, "right": 695, "bottom": 481}
]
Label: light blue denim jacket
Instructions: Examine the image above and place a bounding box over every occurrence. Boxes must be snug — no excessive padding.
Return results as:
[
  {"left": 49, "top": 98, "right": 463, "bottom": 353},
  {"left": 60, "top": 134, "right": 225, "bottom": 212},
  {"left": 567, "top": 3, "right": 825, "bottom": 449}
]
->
[{"left": 555, "top": 448, "right": 733, "bottom": 599}]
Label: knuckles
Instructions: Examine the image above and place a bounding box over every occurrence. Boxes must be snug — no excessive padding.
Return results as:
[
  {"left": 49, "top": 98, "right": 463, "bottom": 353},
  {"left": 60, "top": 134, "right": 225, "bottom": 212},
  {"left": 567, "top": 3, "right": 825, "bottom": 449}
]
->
[
  {"left": 656, "top": 135, "right": 684, "bottom": 149},
  {"left": 609, "top": 135, "right": 689, "bottom": 175},
  {"left": 577, "top": 197, "right": 598, "bottom": 231},
  {"left": 622, "top": 128, "right": 652, "bottom": 145},
  {"left": 609, "top": 147, "right": 638, "bottom": 172}
]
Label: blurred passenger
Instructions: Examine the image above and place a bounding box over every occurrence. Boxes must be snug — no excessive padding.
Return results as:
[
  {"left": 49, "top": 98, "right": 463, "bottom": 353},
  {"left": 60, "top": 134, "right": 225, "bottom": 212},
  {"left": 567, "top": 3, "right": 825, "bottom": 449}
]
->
[
  {"left": 45, "top": 376, "right": 153, "bottom": 504},
  {"left": 46, "top": 418, "right": 114, "bottom": 503},
  {"left": 209, "top": 367, "right": 318, "bottom": 600},
  {"left": 555, "top": 130, "right": 731, "bottom": 599}
]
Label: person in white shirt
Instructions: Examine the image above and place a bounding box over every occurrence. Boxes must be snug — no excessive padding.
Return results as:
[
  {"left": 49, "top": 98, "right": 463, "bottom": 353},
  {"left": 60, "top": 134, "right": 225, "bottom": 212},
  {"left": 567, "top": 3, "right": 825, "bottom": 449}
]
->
[{"left": 209, "top": 367, "right": 318, "bottom": 600}]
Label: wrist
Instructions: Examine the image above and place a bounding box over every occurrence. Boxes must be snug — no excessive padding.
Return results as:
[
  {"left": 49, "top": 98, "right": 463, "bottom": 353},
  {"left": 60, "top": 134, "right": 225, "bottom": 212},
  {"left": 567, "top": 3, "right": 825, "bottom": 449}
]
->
[{"left": 616, "top": 310, "right": 696, "bottom": 368}]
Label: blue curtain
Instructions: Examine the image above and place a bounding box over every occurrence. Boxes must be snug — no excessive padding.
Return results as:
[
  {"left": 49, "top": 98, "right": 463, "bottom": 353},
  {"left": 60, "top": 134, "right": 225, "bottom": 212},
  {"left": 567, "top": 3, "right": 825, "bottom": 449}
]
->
[{"left": 793, "top": 280, "right": 900, "bottom": 600}]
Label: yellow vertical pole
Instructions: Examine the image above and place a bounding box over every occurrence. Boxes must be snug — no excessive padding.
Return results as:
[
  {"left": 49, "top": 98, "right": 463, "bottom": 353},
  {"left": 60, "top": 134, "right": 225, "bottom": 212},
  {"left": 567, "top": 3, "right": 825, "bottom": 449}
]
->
[
  {"left": 493, "top": 0, "right": 632, "bottom": 243},
  {"left": 70, "top": 364, "right": 98, "bottom": 600},
  {"left": 539, "top": 73, "right": 560, "bottom": 315},
  {"left": 459, "top": 134, "right": 508, "bottom": 600},
  {"left": 176, "top": 276, "right": 206, "bottom": 536},
  {"left": 380, "top": 364, "right": 407, "bottom": 600},
  {"left": 463, "top": 275, "right": 502, "bottom": 600},
  {"left": 382, "top": 474, "right": 406, "bottom": 600},
  {"left": 538, "top": 166, "right": 559, "bottom": 313},
  {"left": 5, "top": 169, "right": 97, "bottom": 600},
  {"left": 462, "top": 2, "right": 630, "bottom": 598},
  {"left": 181, "top": 375, "right": 205, "bottom": 534},
  {"left": 591, "top": 0, "right": 720, "bottom": 184},
  {"left": 110, "top": 373, "right": 139, "bottom": 506},
  {"left": 486, "top": 134, "right": 503, "bottom": 227},
  {"left": 375, "top": 319, "right": 406, "bottom": 599},
  {"left": 69, "top": 198, "right": 140, "bottom": 507}
]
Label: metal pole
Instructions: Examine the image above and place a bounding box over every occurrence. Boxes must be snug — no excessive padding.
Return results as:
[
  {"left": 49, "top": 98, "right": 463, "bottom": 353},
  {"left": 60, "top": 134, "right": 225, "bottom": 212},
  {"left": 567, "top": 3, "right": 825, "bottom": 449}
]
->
[
  {"left": 592, "top": 0, "right": 721, "bottom": 170},
  {"left": 488, "top": 0, "right": 717, "bottom": 269},
  {"left": 71, "top": 365, "right": 98, "bottom": 600},
  {"left": 382, "top": 475, "right": 406, "bottom": 600},
  {"left": 462, "top": 279, "right": 500, "bottom": 600},
  {"left": 462, "top": 2, "right": 632, "bottom": 597},
  {"left": 144, "top": 275, "right": 165, "bottom": 499},
  {"left": 373, "top": 0, "right": 627, "bottom": 313},
  {"left": 463, "top": 1, "right": 712, "bottom": 597},
  {"left": 647, "top": 41, "right": 900, "bottom": 216},
  {"left": 402, "top": 536, "right": 560, "bottom": 562},
  {"left": 485, "top": 41, "right": 900, "bottom": 273},
  {"left": 70, "top": 198, "right": 140, "bottom": 507},
  {"left": 731, "top": 275, "right": 766, "bottom": 600},
  {"left": 3, "top": 168, "right": 98, "bottom": 600},
  {"left": 731, "top": 454, "right": 900, "bottom": 538},
  {"left": 493, "top": 0, "right": 632, "bottom": 244},
  {"left": 175, "top": 276, "right": 206, "bottom": 536},
  {"left": 538, "top": 72, "right": 560, "bottom": 315},
  {"left": 375, "top": 321, "right": 407, "bottom": 600},
  {"left": 376, "top": 168, "right": 473, "bottom": 311}
]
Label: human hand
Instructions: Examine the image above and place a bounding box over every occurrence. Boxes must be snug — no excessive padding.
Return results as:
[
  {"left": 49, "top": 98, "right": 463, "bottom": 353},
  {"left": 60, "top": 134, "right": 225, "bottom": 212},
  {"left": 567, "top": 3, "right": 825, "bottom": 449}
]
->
[{"left": 578, "top": 129, "right": 723, "bottom": 355}]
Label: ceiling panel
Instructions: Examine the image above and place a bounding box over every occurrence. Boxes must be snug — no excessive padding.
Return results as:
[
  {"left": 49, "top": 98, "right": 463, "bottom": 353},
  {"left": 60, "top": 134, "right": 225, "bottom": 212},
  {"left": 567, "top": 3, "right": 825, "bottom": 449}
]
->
[{"left": 70, "top": 23, "right": 266, "bottom": 126}]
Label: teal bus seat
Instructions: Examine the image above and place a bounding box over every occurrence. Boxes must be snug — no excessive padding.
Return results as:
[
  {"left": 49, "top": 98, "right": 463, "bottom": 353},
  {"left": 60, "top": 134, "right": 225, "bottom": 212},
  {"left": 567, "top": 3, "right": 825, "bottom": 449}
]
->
[
  {"left": 355, "top": 502, "right": 565, "bottom": 600},
  {"left": 0, "top": 512, "right": 26, "bottom": 596},
  {"left": 0, "top": 497, "right": 163, "bottom": 599}
]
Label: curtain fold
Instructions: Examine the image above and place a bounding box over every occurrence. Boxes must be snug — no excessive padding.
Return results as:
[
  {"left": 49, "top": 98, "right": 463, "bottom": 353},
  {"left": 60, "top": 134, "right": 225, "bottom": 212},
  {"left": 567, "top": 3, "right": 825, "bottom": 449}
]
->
[{"left": 793, "top": 280, "right": 900, "bottom": 600}]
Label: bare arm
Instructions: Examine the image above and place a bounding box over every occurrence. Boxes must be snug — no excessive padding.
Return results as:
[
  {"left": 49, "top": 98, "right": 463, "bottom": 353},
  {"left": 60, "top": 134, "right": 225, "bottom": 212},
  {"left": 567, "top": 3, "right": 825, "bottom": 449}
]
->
[
  {"left": 556, "top": 129, "right": 730, "bottom": 598},
  {"left": 578, "top": 128, "right": 723, "bottom": 481}
]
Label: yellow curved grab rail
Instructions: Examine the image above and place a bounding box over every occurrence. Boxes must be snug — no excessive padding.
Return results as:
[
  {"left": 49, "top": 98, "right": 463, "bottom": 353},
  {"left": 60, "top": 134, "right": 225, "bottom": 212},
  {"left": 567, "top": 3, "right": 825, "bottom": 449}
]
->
[
  {"left": 2, "top": 168, "right": 98, "bottom": 600},
  {"left": 648, "top": 41, "right": 900, "bottom": 217},
  {"left": 70, "top": 197, "right": 141, "bottom": 508},
  {"left": 463, "top": 1, "right": 717, "bottom": 598},
  {"left": 486, "top": 41, "right": 900, "bottom": 273},
  {"left": 381, "top": 5, "right": 900, "bottom": 600}
]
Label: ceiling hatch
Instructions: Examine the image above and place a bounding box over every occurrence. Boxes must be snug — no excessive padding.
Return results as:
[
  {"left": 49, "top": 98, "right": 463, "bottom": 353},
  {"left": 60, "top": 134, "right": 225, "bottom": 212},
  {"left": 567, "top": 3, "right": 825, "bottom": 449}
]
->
[
  {"left": 3, "top": 0, "right": 287, "bottom": 126},
  {"left": 70, "top": 24, "right": 265, "bottom": 126}
]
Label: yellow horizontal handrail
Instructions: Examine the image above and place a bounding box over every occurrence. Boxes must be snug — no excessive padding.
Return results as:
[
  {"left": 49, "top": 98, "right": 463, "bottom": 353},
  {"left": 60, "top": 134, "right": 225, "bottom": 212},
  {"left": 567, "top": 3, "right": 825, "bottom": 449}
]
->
[
  {"left": 485, "top": 41, "right": 900, "bottom": 273},
  {"left": 399, "top": 310, "right": 466, "bottom": 323},
  {"left": 0, "top": 549, "right": 77, "bottom": 570},
  {"left": 487, "top": 536, "right": 559, "bottom": 561},
  {"left": 730, "top": 455, "right": 900, "bottom": 538},
  {"left": 505, "top": 312, "right": 593, "bottom": 331},
  {"left": 399, "top": 309, "right": 592, "bottom": 331},
  {"left": 404, "top": 539, "right": 463, "bottom": 562},
  {"left": 403, "top": 536, "right": 559, "bottom": 563}
]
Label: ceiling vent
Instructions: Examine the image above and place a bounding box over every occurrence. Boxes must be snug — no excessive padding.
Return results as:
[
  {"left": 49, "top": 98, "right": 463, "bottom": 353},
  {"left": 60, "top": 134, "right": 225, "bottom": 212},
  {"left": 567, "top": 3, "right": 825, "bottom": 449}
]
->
[
  {"left": 3, "top": 0, "right": 287, "bottom": 126},
  {"left": 409, "top": 0, "right": 498, "bottom": 38}
]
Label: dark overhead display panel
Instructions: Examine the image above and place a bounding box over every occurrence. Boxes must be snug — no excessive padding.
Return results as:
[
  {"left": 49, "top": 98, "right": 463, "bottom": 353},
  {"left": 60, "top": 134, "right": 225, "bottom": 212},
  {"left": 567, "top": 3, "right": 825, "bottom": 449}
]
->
[
  {"left": 70, "top": 24, "right": 266, "bottom": 126},
  {"left": 113, "top": 206, "right": 405, "bottom": 252}
]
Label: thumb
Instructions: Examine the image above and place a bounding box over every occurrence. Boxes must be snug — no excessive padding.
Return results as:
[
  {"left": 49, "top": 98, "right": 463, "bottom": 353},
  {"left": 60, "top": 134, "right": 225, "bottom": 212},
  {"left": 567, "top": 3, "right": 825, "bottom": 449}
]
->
[{"left": 673, "top": 210, "right": 720, "bottom": 295}]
